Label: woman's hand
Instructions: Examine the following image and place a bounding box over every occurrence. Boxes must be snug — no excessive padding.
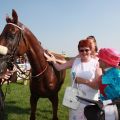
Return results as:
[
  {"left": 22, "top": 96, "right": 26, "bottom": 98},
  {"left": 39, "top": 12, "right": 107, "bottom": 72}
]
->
[
  {"left": 76, "top": 76, "right": 100, "bottom": 90},
  {"left": 44, "top": 52, "right": 56, "bottom": 63},
  {"left": 75, "top": 77, "right": 86, "bottom": 84}
]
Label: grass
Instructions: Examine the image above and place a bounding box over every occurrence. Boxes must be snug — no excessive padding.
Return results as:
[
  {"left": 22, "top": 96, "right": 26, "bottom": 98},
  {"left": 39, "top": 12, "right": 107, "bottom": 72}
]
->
[{"left": 2, "top": 69, "right": 71, "bottom": 120}]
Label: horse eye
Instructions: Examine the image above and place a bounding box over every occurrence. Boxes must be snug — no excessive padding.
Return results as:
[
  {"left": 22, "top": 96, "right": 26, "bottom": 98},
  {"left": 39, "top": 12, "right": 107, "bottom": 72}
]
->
[{"left": 11, "top": 28, "right": 15, "bottom": 33}]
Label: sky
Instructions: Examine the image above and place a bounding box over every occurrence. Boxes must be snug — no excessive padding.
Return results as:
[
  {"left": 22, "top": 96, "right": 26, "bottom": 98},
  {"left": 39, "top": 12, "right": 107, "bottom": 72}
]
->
[{"left": 0, "top": 0, "right": 120, "bottom": 57}]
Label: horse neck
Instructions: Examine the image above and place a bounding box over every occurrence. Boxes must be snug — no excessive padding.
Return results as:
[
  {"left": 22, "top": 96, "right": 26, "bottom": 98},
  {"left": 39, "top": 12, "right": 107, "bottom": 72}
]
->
[{"left": 24, "top": 29, "right": 47, "bottom": 74}]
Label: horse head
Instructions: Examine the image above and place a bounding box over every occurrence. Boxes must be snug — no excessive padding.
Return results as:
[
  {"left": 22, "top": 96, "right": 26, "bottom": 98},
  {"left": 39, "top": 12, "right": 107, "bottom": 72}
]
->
[
  {"left": 0, "top": 9, "right": 29, "bottom": 74},
  {"left": 0, "top": 9, "right": 28, "bottom": 56}
]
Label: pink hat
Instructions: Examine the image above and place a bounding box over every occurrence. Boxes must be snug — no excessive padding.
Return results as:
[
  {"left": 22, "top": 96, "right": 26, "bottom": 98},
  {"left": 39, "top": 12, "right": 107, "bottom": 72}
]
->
[{"left": 98, "top": 48, "right": 120, "bottom": 67}]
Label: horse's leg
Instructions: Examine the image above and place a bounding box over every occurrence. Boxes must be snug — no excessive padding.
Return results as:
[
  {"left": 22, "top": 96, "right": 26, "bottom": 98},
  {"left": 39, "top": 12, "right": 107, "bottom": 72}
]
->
[
  {"left": 30, "top": 94, "right": 39, "bottom": 120},
  {"left": 49, "top": 94, "right": 58, "bottom": 120}
]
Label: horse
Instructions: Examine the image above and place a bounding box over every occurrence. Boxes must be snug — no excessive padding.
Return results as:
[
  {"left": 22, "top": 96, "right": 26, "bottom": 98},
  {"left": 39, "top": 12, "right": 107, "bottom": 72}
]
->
[{"left": 0, "top": 9, "right": 66, "bottom": 120}]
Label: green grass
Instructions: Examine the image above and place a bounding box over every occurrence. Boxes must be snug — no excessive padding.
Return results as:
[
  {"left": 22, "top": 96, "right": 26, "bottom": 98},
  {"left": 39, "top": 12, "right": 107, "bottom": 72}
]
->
[{"left": 2, "top": 70, "right": 71, "bottom": 120}]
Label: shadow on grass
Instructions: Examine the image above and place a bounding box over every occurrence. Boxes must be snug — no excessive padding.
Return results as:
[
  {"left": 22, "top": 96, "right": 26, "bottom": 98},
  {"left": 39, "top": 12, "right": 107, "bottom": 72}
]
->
[
  {"left": 4, "top": 101, "right": 29, "bottom": 120},
  {"left": 4, "top": 101, "right": 52, "bottom": 120}
]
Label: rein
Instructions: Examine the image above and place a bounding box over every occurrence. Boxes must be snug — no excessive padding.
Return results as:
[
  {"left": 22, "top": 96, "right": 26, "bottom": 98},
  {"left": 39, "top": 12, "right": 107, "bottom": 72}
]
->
[{"left": 31, "top": 65, "right": 48, "bottom": 78}]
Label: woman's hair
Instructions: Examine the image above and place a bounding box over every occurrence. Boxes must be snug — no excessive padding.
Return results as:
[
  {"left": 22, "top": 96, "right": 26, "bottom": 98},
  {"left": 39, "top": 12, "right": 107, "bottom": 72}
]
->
[
  {"left": 86, "top": 35, "right": 96, "bottom": 42},
  {"left": 78, "top": 39, "right": 92, "bottom": 52},
  {"left": 86, "top": 35, "right": 98, "bottom": 52}
]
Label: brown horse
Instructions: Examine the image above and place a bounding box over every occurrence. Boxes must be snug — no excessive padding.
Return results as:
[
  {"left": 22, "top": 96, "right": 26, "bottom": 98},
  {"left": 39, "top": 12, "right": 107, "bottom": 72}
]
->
[{"left": 0, "top": 9, "right": 66, "bottom": 120}]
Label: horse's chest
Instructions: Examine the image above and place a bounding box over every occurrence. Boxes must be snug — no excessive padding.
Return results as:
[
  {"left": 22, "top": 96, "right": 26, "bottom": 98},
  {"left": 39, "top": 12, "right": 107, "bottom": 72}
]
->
[{"left": 30, "top": 76, "right": 57, "bottom": 95}]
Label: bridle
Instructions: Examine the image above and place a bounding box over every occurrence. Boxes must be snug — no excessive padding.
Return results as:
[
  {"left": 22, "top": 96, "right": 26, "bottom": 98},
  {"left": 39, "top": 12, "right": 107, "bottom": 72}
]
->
[
  {"left": 6, "top": 23, "right": 24, "bottom": 59},
  {"left": 1, "top": 23, "right": 48, "bottom": 78},
  {"left": 0, "top": 23, "right": 23, "bottom": 74}
]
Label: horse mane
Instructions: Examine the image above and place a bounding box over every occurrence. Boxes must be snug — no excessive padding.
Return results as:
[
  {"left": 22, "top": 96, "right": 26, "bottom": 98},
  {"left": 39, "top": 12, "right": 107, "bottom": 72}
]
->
[
  {"left": 50, "top": 51, "right": 66, "bottom": 59},
  {"left": 45, "top": 50, "right": 66, "bottom": 60}
]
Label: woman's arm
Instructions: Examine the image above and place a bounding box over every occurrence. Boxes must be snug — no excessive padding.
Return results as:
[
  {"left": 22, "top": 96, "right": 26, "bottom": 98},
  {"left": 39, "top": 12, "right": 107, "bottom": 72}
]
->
[
  {"left": 52, "top": 59, "right": 73, "bottom": 71},
  {"left": 75, "top": 67, "right": 102, "bottom": 89},
  {"left": 55, "top": 59, "right": 67, "bottom": 64},
  {"left": 44, "top": 52, "right": 74, "bottom": 71}
]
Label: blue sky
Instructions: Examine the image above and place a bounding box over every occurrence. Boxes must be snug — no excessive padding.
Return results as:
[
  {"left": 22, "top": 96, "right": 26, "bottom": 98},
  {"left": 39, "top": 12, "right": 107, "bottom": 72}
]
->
[{"left": 0, "top": 0, "right": 120, "bottom": 56}]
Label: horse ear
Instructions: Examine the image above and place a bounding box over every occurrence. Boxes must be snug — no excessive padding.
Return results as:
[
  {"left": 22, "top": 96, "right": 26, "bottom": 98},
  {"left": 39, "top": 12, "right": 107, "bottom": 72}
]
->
[
  {"left": 12, "top": 9, "right": 18, "bottom": 24},
  {"left": 6, "top": 16, "right": 12, "bottom": 23}
]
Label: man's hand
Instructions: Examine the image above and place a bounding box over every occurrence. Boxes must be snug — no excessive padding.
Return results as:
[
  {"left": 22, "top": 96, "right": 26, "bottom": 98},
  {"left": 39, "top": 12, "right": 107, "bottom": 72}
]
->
[
  {"left": 0, "top": 70, "right": 12, "bottom": 80},
  {"left": 0, "top": 67, "right": 16, "bottom": 80}
]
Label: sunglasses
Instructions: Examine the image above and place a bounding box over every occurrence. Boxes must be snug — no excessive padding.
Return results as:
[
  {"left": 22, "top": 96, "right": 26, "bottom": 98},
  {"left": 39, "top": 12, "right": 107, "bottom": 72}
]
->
[{"left": 79, "top": 49, "right": 90, "bottom": 52}]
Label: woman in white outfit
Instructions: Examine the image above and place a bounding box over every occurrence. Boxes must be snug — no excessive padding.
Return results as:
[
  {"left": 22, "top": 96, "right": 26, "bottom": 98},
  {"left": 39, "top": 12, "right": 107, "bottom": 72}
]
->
[{"left": 44, "top": 39, "right": 102, "bottom": 120}]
